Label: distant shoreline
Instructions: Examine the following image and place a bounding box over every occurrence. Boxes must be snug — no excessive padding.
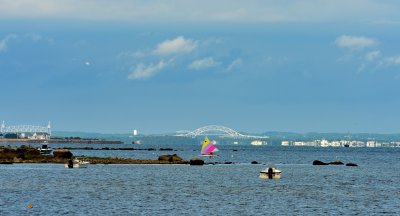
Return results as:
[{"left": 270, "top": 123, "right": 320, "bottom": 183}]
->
[{"left": 0, "top": 138, "right": 123, "bottom": 144}]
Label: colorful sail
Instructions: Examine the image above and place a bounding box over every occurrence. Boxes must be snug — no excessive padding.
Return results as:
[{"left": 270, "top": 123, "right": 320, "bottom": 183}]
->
[{"left": 201, "top": 137, "right": 218, "bottom": 155}]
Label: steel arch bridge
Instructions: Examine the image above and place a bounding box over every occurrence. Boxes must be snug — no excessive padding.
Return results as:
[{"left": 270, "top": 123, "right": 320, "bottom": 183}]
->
[
  {"left": 175, "top": 125, "right": 268, "bottom": 138},
  {"left": 1, "top": 121, "right": 51, "bottom": 136}
]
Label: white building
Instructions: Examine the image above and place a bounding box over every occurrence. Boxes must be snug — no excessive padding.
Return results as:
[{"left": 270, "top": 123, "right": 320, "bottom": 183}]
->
[
  {"left": 281, "top": 141, "right": 290, "bottom": 146},
  {"left": 366, "top": 141, "right": 375, "bottom": 147}
]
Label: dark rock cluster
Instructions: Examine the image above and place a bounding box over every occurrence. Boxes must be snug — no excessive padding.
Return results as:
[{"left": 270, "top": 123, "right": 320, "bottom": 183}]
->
[
  {"left": 189, "top": 158, "right": 204, "bottom": 165},
  {"left": 53, "top": 150, "right": 73, "bottom": 159},
  {"left": 313, "top": 159, "right": 357, "bottom": 166},
  {"left": 0, "top": 146, "right": 71, "bottom": 163},
  {"left": 158, "top": 154, "right": 183, "bottom": 162}
]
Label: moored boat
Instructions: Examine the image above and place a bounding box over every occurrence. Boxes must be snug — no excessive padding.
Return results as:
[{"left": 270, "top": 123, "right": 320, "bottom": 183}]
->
[
  {"left": 259, "top": 166, "right": 281, "bottom": 179},
  {"left": 251, "top": 140, "right": 266, "bottom": 146},
  {"left": 132, "top": 140, "right": 141, "bottom": 145},
  {"left": 38, "top": 144, "right": 52, "bottom": 155},
  {"left": 64, "top": 158, "right": 90, "bottom": 168}
]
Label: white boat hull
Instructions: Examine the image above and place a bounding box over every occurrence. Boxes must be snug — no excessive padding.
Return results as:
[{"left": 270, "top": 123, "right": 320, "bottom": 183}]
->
[
  {"left": 64, "top": 159, "right": 89, "bottom": 168},
  {"left": 259, "top": 172, "right": 281, "bottom": 179},
  {"left": 259, "top": 167, "right": 281, "bottom": 179},
  {"left": 64, "top": 163, "right": 87, "bottom": 168}
]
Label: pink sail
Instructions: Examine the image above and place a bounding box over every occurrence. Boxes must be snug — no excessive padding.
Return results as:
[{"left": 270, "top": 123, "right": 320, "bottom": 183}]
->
[{"left": 201, "top": 137, "right": 219, "bottom": 155}]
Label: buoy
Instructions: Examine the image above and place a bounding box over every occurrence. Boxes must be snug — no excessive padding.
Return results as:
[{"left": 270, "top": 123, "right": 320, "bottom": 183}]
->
[{"left": 27, "top": 203, "right": 33, "bottom": 209}]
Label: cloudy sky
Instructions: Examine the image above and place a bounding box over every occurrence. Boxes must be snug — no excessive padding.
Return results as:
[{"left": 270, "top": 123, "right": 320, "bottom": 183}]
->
[{"left": 1, "top": 0, "right": 400, "bottom": 134}]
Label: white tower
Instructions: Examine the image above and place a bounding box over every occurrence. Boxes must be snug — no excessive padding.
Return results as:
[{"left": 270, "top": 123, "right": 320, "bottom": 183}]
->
[
  {"left": 47, "top": 121, "right": 51, "bottom": 137},
  {"left": 133, "top": 129, "right": 138, "bottom": 136}
]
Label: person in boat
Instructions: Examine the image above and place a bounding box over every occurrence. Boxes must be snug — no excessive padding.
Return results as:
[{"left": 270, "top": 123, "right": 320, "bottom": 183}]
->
[
  {"left": 268, "top": 167, "right": 274, "bottom": 179},
  {"left": 67, "top": 159, "right": 73, "bottom": 168}
]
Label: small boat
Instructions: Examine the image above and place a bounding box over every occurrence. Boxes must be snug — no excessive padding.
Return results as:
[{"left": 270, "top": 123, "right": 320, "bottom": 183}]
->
[
  {"left": 259, "top": 166, "right": 281, "bottom": 179},
  {"left": 251, "top": 140, "right": 266, "bottom": 146},
  {"left": 132, "top": 140, "right": 141, "bottom": 145},
  {"left": 38, "top": 144, "right": 53, "bottom": 155},
  {"left": 64, "top": 158, "right": 90, "bottom": 168},
  {"left": 200, "top": 137, "right": 218, "bottom": 157}
]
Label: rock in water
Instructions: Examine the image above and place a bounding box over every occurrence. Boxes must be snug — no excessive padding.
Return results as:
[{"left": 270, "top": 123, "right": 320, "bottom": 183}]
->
[
  {"left": 329, "top": 160, "right": 344, "bottom": 165},
  {"left": 346, "top": 163, "right": 358, "bottom": 167},
  {"left": 170, "top": 154, "right": 183, "bottom": 162},
  {"left": 53, "top": 150, "right": 73, "bottom": 159},
  {"left": 158, "top": 154, "right": 183, "bottom": 162},
  {"left": 313, "top": 160, "right": 329, "bottom": 165},
  {"left": 190, "top": 158, "right": 204, "bottom": 166}
]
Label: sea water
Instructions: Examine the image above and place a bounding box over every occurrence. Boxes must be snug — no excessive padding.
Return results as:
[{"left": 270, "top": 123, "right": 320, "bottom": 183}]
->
[{"left": 1, "top": 139, "right": 399, "bottom": 215}]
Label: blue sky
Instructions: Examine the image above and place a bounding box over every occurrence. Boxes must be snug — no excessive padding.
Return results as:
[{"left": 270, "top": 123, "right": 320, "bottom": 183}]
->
[{"left": 1, "top": 0, "right": 400, "bottom": 134}]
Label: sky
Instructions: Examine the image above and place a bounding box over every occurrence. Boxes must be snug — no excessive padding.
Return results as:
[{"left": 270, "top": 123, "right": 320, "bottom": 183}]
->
[{"left": 1, "top": 0, "right": 400, "bottom": 134}]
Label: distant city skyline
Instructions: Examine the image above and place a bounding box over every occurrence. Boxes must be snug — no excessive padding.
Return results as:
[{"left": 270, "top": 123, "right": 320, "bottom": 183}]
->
[{"left": 1, "top": 1, "right": 400, "bottom": 134}]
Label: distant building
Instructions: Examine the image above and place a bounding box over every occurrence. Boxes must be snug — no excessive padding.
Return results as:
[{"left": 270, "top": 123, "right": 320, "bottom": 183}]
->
[
  {"left": 366, "top": 141, "right": 375, "bottom": 147},
  {"left": 281, "top": 141, "right": 289, "bottom": 146},
  {"left": 320, "top": 139, "right": 329, "bottom": 147}
]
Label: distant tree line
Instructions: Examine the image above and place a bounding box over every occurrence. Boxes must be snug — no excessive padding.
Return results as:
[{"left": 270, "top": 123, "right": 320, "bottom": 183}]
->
[{"left": 4, "top": 133, "right": 18, "bottom": 139}]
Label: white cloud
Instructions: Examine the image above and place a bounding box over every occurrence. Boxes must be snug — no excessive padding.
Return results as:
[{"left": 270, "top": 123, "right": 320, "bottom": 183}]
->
[
  {"left": 188, "top": 57, "right": 219, "bottom": 70},
  {"left": 154, "top": 36, "right": 197, "bottom": 56},
  {"left": 335, "top": 35, "right": 378, "bottom": 49},
  {"left": 365, "top": 50, "right": 381, "bottom": 61},
  {"left": 380, "top": 55, "right": 400, "bottom": 67},
  {"left": 357, "top": 51, "right": 381, "bottom": 73},
  {"left": 1, "top": 33, "right": 55, "bottom": 52},
  {"left": 24, "top": 33, "right": 54, "bottom": 44},
  {"left": 0, "top": 34, "right": 17, "bottom": 52},
  {"left": 128, "top": 60, "right": 168, "bottom": 80},
  {"left": 226, "top": 58, "right": 242, "bottom": 71}
]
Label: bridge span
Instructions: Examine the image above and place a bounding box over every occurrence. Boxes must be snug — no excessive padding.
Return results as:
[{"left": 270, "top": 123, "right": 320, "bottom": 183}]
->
[
  {"left": 1, "top": 121, "right": 51, "bottom": 139},
  {"left": 175, "top": 125, "right": 269, "bottom": 139}
]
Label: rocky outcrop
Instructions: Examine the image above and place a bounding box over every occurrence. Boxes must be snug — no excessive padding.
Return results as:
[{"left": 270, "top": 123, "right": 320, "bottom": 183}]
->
[
  {"left": 53, "top": 150, "right": 73, "bottom": 159},
  {"left": 251, "top": 161, "right": 258, "bottom": 164},
  {"left": 313, "top": 159, "right": 357, "bottom": 166},
  {"left": 0, "top": 146, "right": 190, "bottom": 164},
  {"left": 190, "top": 158, "right": 204, "bottom": 165},
  {"left": 158, "top": 154, "right": 183, "bottom": 162},
  {"left": 346, "top": 163, "right": 358, "bottom": 167},
  {"left": 0, "top": 146, "right": 40, "bottom": 161},
  {"left": 313, "top": 160, "right": 329, "bottom": 165},
  {"left": 0, "top": 146, "right": 66, "bottom": 163},
  {"left": 328, "top": 160, "right": 344, "bottom": 165}
]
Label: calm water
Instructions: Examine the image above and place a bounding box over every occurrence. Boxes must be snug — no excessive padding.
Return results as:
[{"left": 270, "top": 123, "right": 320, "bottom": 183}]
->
[{"left": 1, "top": 139, "right": 400, "bottom": 215}]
